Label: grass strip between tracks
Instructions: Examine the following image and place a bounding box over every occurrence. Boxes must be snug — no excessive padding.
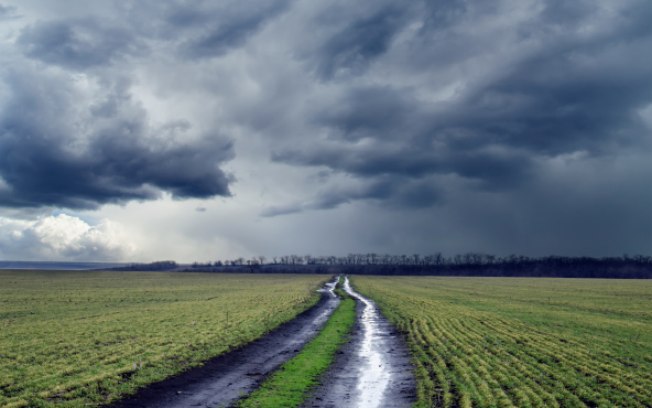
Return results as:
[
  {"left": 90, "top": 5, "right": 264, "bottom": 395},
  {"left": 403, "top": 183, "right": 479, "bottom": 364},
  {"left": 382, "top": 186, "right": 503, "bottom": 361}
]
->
[{"left": 239, "top": 279, "right": 356, "bottom": 408}]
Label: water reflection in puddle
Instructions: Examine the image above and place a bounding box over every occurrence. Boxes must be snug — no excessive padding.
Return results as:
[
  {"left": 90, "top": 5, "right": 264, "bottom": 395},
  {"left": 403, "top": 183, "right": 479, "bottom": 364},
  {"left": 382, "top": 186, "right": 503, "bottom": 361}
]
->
[{"left": 344, "top": 277, "right": 391, "bottom": 408}]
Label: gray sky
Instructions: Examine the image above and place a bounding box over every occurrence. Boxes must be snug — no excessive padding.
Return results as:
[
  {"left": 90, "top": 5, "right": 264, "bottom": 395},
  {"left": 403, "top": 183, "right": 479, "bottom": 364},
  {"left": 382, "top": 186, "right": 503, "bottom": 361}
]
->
[{"left": 0, "top": 0, "right": 651, "bottom": 262}]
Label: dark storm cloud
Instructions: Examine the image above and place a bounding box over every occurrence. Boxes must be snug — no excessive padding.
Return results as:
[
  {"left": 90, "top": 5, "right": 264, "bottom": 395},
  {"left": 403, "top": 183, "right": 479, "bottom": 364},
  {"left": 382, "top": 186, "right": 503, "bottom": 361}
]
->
[
  {"left": 2, "top": 0, "right": 652, "bottom": 259},
  {"left": 18, "top": 18, "right": 140, "bottom": 69},
  {"left": 316, "top": 86, "right": 414, "bottom": 140},
  {"left": 180, "top": 1, "right": 290, "bottom": 58},
  {"left": 444, "top": 39, "right": 652, "bottom": 156},
  {"left": 271, "top": 0, "right": 652, "bottom": 211},
  {"left": 262, "top": 176, "right": 441, "bottom": 217},
  {"left": 314, "top": 5, "right": 407, "bottom": 79},
  {"left": 117, "top": 0, "right": 291, "bottom": 58},
  {"left": 0, "top": 68, "right": 233, "bottom": 209},
  {"left": 1, "top": 0, "right": 292, "bottom": 211},
  {"left": 274, "top": 143, "right": 439, "bottom": 178}
]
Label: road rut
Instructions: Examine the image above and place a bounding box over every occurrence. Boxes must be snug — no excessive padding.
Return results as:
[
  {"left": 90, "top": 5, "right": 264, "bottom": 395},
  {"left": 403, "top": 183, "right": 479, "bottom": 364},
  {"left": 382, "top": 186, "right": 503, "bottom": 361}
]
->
[{"left": 303, "top": 277, "right": 416, "bottom": 408}]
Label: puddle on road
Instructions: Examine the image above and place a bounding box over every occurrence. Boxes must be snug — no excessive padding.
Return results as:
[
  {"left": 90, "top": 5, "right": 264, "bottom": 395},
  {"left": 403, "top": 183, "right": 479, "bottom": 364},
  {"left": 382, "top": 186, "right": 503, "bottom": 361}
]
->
[
  {"left": 308, "top": 279, "right": 339, "bottom": 330},
  {"left": 318, "top": 279, "right": 338, "bottom": 299},
  {"left": 344, "top": 277, "right": 391, "bottom": 408}
]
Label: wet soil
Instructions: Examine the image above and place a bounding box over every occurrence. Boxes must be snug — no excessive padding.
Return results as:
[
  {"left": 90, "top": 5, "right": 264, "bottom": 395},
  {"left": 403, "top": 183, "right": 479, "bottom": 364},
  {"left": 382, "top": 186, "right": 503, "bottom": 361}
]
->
[
  {"left": 302, "top": 277, "right": 416, "bottom": 408},
  {"left": 109, "top": 281, "right": 339, "bottom": 408}
]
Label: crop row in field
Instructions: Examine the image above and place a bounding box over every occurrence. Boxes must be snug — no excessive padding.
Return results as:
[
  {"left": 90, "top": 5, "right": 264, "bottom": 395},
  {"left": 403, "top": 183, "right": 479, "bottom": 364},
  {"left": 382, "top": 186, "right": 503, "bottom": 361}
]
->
[
  {"left": 353, "top": 276, "right": 652, "bottom": 408},
  {"left": 0, "top": 271, "right": 327, "bottom": 407}
]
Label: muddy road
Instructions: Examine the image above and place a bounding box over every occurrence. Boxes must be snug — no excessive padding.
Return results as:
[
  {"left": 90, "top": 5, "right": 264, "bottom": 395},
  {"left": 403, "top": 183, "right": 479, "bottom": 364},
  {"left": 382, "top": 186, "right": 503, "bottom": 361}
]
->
[
  {"left": 110, "top": 279, "right": 339, "bottom": 408},
  {"left": 303, "top": 277, "right": 416, "bottom": 408}
]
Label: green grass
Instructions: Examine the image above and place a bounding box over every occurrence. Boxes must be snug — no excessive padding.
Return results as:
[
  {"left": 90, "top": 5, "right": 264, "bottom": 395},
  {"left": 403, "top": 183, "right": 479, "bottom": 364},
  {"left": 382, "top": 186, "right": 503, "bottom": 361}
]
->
[
  {"left": 0, "top": 271, "right": 328, "bottom": 407},
  {"left": 352, "top": 276, "right": 652, "bottom": 408},
  {"left": 239, "top": 282, "right": 356, "bottom": 408}
]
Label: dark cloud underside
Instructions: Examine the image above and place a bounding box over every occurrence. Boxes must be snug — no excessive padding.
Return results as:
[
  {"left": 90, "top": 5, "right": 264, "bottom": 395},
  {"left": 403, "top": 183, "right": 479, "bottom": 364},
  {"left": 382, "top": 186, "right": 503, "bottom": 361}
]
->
[
  {"left": 18, "top": 18, "right": 139, "bottom": 69},
  {"left": 0, "top": 68, "right": 233, "bottom": 208},
  {"left": 314, "top": 5, "right": 407, "bottom": 79},
  {"left": 180, "top": 1, "right": 290, "bottom": 58},
  {"left": 270, "top": 0, "right": 652, "bottom": 211}
]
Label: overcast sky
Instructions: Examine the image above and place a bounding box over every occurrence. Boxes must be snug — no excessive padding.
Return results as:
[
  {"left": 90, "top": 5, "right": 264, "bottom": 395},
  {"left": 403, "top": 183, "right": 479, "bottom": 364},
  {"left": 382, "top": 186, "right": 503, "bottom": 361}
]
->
[{"left": 0, "top": 0, "right": 651, "bottom": 262}]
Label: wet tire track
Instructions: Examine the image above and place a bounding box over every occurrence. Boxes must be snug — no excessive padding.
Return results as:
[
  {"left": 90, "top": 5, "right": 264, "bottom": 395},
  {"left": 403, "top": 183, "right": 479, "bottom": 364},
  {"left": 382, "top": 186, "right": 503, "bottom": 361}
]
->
[{"left": 303, "top": 277, "right": 416, "bottom": 408}]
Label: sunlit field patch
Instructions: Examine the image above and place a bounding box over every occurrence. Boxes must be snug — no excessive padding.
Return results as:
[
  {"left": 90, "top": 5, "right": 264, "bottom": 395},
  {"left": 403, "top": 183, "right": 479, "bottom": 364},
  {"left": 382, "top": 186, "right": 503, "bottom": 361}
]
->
[
  {"left": 0, "top": 271, "right": 327, "bottom": 407},
  {"left": 353, "top": 276, "right": 652, "bottom": 408}
]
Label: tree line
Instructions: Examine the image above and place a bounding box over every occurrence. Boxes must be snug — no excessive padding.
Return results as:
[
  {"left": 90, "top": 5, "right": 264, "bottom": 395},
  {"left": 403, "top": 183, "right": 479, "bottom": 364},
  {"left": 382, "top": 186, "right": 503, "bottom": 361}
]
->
[{"left": 117, "top": 253, "right": 652, "bottom": 278}]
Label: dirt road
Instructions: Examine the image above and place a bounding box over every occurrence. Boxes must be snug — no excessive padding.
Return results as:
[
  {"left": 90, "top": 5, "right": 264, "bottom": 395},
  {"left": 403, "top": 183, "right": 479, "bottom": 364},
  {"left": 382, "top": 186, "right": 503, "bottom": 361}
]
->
[
  {"left": 303, "top": 277, "right": 416, "bottom": 408},
  {"left": 110, "top": 279, "right": 340, "bottom": 408}
]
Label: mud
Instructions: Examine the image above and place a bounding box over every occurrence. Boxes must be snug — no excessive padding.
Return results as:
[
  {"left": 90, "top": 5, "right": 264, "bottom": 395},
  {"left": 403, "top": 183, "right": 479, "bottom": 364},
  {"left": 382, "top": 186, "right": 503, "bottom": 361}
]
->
[
  {"left": 109, "top": 279, "right": 339, "bottom": 408},
  {"left": 303, "top": 277, "right": 416, "bottom": 408}
]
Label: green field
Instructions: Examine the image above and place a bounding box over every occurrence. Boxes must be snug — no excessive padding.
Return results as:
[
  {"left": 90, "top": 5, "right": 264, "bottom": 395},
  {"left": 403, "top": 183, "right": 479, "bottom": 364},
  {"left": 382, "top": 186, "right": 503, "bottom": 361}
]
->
[
  {"left": 353, "top": 276, "right": 652, "bottom": 408},
  {"left": 4, "top": 272, "right": 651, "bottom": 408},
  {"left": 0, "top": 271, "right": 327, "bottom": 407}
]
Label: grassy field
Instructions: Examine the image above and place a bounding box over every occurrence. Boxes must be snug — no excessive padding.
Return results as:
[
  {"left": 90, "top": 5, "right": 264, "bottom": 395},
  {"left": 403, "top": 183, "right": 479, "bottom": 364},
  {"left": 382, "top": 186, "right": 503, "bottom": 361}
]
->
[
  {"left": 0, "top": 271, "right": 327, "bottom": 407},
  {"left": 352, "top": 276, "right": 652, "bottom": 408}
]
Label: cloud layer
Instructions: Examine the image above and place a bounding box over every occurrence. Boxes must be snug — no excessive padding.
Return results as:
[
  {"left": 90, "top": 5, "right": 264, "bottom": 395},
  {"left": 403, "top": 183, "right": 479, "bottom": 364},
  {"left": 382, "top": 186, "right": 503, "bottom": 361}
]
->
[
  {"left": 1, "top": 5, "right": 235, "bottom": 209},
  {"left": 0, "top": 65, "right": 233, "bottom": 208},
  {"left": 0, "top": 0, "right": 651, "bottom": 260},
  {"left": 268, "top": 0, "right": 652, "bottom": 211}
]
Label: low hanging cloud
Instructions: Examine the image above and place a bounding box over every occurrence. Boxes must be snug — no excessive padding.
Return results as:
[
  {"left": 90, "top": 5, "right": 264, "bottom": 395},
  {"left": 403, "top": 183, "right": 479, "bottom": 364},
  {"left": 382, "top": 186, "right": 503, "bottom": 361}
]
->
[
  {"left": 0, "top": 63, "right": 234, "bottom": 209},
  {"left": 0, "top": 214, "right": 135, "bottom": 261},
  {"left": 261, "top": 176, "right": 442, "bottom": 217}
]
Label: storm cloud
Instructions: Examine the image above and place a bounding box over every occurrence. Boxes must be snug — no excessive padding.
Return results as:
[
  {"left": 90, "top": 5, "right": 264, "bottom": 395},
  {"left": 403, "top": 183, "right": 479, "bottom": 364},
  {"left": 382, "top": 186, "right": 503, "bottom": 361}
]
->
[
  {"left": 18, "top": 18, "right": 140, "bottom": 69},
  {"left": 0, "top": 65, "right": 233, "bottom": 208},
  {"left": 273, "top": 0, "right": 652, "bottom": 208},
  {"left": 0, "top": 0, "right": 651, "bottom": 260}
]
